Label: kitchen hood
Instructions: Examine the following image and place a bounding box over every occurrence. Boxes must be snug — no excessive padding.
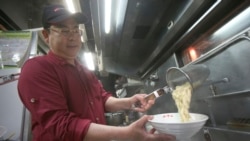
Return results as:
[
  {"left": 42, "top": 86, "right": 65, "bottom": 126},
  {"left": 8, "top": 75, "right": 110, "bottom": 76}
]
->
[
  {"left": 89, "top": 0, "right": 216, "bottom": 78},
  {"left": 1, "top": 0, "right": 248, "bottom": 79},
  {"left": 89, "top": 0, "right": 248, "bottom": 79}
]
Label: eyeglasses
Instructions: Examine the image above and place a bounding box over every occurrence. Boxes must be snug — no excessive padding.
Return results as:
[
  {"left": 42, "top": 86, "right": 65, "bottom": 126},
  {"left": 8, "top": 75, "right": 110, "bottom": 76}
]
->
[{"left": 48, "top": 27, "right": 83, "bottom": 37}]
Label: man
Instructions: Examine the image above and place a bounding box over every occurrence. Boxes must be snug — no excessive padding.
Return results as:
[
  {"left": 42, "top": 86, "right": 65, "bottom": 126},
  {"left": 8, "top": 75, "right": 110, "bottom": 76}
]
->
[{"left": 18, "top": 4, "right": 175, "bottom": 141}]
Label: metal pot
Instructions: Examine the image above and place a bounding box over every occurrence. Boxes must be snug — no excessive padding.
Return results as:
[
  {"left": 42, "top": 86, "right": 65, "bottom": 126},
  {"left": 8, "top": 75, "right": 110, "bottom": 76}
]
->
[{"left": 105, "top": 112, "right": 125, "bottom": 126}]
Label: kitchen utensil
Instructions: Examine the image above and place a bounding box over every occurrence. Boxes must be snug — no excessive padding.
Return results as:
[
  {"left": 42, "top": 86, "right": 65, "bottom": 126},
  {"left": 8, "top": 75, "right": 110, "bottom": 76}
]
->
[
  {"left": 141, "top": 64, "right": 210, "bottom": 102},
  {"left": 166, "top": 64, "right": 210, "bottom": 94},
  {"left": 148, "top": 113, "right": 209, "bottom": 141}
]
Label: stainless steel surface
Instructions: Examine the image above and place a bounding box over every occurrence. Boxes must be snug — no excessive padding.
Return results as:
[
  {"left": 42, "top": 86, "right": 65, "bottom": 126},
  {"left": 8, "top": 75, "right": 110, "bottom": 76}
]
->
[
  {"left": 137, "top": 0, "right": 249, "bottom": 79},
  {"left": 1, "top": 0, "right": 247, "bottom": 79},
  {"left": 146, "top": 6, "right": 250, "bottom": 141},
  {"left": 105, "top": 112, "right": 125, "bottom": 126},
  {"left": 90, "top": 0, "right": 218, "bottom": 78}
]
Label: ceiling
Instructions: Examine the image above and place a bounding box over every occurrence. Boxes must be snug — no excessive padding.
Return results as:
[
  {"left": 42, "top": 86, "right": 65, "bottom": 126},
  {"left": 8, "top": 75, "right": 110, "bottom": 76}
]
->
[{"left": 1, "top": 0, "right": 249, "bottom": 79}]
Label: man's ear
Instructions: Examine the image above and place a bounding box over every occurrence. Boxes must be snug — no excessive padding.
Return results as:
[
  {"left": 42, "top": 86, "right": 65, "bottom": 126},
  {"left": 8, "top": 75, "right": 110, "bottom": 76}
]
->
[{"left": 42, "top": 29, "right": 49, "bottom": 44}]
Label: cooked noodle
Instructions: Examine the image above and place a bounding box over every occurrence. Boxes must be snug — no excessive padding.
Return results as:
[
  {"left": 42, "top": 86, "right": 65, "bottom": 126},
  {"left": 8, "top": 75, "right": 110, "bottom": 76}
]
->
[{"left": 172, "top": 82, "right": 192, "bottom": 122}]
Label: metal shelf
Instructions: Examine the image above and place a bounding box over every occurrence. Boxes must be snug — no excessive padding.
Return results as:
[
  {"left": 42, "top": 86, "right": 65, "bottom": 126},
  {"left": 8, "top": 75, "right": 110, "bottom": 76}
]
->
[
  {"left": 204, "top": 125, "right": 250, "bottom": 135},
  {"left": 0, "top": 73, "right": 20, "bottom": 86},
  {"left": 205, "top": 90, "right": 250, "bottom": 99}
]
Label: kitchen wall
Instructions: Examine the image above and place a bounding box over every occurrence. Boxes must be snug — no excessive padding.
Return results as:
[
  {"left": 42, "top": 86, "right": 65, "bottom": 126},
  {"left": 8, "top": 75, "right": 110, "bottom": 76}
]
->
[{"left": 142, "top": 7, "right": 250, "bottom": 141}]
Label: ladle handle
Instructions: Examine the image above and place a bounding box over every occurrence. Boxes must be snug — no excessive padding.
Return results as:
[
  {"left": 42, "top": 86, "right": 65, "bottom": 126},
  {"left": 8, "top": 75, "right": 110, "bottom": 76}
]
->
[
  {"left": 133, "top": 93, "right": 158, "bottom": 108},
  {"left": 133, "top": 86, "right": 171, "bottom": 108},
  {"left": 133, "top": 94, "right": 155, "bottom": 108}
]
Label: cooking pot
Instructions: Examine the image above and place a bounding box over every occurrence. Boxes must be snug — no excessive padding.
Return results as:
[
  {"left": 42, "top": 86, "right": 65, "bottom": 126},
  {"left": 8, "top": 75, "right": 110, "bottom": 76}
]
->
[{"left": 105, "top": 112, "right": 125, "bottom": 126}]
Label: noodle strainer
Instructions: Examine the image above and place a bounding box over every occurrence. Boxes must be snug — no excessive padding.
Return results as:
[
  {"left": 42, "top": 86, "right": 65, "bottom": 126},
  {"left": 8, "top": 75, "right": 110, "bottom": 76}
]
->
[
  {"left": 165, "top": 64, "right": 210, "bottom": 94},
  {"left": 133, "top": 64, "right": 210, "bottom": 107}
]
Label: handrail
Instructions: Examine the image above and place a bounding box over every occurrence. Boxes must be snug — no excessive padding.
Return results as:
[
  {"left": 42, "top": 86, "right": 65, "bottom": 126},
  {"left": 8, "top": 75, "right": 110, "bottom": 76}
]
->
[{"left": 0, "top": 73, "right": 20, "bottom": 85}]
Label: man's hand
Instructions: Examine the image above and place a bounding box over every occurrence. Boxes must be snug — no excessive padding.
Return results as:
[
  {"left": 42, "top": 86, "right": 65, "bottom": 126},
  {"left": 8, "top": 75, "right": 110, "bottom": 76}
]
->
[
  {"left": 130, "top": 94, "right": 155, "bottom": 112},
  {"left": 126, "top": 115, "right": 176, "bottom": 141}
]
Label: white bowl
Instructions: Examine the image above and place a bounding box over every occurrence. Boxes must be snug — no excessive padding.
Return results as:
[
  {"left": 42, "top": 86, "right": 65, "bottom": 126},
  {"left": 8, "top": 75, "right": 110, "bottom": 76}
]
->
[{"left": 148, "top": 113, "right": 208, "bottom": 141}]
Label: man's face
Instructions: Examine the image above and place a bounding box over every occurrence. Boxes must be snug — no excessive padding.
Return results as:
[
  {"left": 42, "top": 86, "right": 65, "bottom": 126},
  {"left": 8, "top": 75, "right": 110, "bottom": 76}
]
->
[{"left": 44, "top": 18, "right": 82, "bottom": 60}]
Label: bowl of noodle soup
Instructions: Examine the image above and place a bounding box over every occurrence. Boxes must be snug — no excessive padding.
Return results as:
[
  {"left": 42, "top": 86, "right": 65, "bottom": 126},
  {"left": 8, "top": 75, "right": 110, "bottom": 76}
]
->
[
  {"left": 148, "top": 113, "right": 208, "bottom": 140},
  {"left": 148, "top": 82, "right": 208, "bottom": 140}
]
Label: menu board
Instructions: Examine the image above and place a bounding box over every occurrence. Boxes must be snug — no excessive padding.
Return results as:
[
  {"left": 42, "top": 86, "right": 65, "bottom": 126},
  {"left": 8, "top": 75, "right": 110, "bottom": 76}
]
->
[{"left": 0, "top": 31, "right": 32, "bottom": 67}]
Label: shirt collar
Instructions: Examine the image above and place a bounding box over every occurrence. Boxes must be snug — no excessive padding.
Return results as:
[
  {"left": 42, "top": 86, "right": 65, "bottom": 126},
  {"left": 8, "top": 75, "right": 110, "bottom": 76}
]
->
[{"left": 47, "top": 51, "right": 82, "bottom": 70}]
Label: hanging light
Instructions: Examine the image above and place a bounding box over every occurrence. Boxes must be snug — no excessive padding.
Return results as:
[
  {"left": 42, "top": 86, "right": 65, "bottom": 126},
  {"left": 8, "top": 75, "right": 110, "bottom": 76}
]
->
[
  {"left": 82, "top": 42, "right": 95, "bottom": 71},
  {"left": 84, "top": 52, "right": 95, "bottom": 71},
  {"left": 105, "top": 0, "right": 112, "bottom": 34},
  {"left": 65, "top": 0, "right": 76, "bottom": 13},
  {"left": 189, "top": 47, "right": 198, "bottom": 61}
]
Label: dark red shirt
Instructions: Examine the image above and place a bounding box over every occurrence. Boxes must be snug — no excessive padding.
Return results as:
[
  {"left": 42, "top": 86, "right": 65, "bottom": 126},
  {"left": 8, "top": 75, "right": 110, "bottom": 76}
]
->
[{"left": 18, "top": 51, "right": 112, "bottom": 141}]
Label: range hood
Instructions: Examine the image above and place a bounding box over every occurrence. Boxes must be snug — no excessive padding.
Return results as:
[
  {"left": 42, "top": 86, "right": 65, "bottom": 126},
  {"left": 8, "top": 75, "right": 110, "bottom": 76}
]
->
[
  {"left": 89, "top": 0, "right": 247, "bottom": 79},
  {"left": 90, "top": 0, "right": 215, "bottom": 78},
  {"left": 1, "top": 0, "right": 248, "bottom": 79}
]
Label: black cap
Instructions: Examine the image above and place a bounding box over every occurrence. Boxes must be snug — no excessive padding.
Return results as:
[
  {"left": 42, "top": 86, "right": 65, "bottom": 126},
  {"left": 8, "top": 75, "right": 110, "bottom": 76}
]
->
[{"left": 42, "top": 4, "right": 88, "bottom": 28}]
